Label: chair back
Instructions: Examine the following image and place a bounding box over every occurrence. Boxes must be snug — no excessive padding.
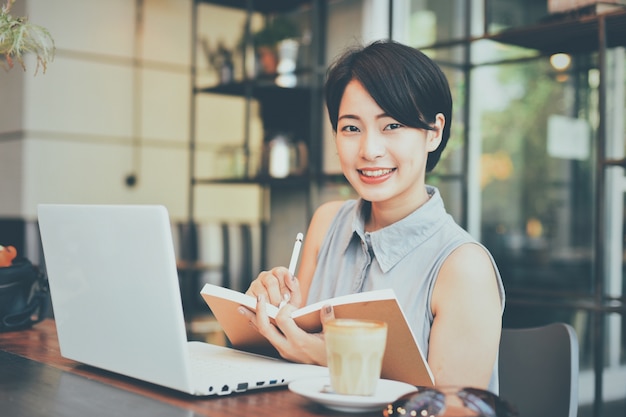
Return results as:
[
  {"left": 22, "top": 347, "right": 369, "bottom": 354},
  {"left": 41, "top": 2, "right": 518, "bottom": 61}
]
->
[{"left": 499, "top": 323, "right": 579, "bottom": 417}]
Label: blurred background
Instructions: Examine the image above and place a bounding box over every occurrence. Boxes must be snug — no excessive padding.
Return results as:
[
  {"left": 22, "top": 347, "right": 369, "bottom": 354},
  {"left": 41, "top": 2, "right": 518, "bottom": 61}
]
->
[{"left": 1, "top": 1, "right": 626, "bottom": 415}]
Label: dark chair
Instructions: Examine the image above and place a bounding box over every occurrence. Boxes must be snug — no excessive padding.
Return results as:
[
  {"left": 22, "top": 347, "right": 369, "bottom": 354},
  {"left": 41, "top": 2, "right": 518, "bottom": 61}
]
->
[{"left": 499, "top": 323, "right": 579, "bottom": 417}]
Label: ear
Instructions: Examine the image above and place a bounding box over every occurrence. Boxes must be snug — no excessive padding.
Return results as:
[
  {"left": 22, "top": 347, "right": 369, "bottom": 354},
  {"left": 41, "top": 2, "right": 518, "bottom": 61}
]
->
[{"left": 426, "top": 113, "right": 445, "bottom": 152}]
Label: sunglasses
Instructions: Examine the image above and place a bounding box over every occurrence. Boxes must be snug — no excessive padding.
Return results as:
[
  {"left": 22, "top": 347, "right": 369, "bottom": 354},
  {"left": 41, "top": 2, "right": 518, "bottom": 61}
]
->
[{"left": 383, "top": 386, "right": 518, "bottom": 417}]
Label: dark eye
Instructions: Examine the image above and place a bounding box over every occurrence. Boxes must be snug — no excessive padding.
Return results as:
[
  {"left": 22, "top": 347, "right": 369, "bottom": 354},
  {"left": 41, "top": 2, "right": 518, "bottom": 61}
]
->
[
  {"left": 340, "top": 125, "right": 359, "bottom": 132},
  {"left": 385, "top": 123, "right": 403, "bottom": 130}
]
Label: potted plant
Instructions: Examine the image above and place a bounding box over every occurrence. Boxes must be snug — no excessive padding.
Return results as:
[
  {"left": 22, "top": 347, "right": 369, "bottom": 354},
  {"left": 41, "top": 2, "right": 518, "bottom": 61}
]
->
[
  {"left": 252, "top": 16, "right": 299, "bottom": 75},
  {"left": 0, "top": 0, "right": 55, "bottom": 73}
]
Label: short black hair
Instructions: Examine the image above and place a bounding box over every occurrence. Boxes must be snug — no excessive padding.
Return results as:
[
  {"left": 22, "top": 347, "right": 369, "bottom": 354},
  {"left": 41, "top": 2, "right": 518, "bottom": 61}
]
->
[{"left": 325, "top": 40, "right": 453, "bottom": 172}]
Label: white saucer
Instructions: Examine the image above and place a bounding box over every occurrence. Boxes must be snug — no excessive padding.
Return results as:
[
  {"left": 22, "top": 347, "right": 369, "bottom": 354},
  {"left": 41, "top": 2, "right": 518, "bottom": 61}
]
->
[{"left": 288, "top": 377, "right": 417, "bottom": 413}]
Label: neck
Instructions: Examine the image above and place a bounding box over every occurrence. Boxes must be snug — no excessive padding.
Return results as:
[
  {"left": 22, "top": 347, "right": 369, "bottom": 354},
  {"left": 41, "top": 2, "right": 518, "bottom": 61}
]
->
[{"left": 365, "top": 186, "right": 431, "bottom": 232}]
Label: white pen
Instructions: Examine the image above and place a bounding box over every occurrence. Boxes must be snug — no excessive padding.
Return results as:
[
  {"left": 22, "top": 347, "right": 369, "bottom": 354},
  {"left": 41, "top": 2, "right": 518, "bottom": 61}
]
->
[
  {"left": 279, "top": 232, "right": 303, "bottom": 309},
  {"left": 288, "top": 232, "right": 304, "bottom": 277}
]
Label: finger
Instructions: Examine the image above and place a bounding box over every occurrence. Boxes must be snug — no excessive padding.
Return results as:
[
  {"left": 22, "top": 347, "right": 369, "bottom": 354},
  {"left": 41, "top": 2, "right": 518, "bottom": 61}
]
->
[
  {"left": 245, "top": 271, "right": 271, "bottom": 297},
  {"left": 247, "top": 270, "right": 284, "bottom": 305},
  {"left": 284, "top": 275, "right": 302, "bottom": 308},
  {"left": 278, "top": 292, "right": 291, "bottom": 310},
  {"left": 263, "top": 269, "right": 291, "bottom": 306},
  {"left": 320, "top": 304, "right": 335, "bottom": 326},
  {"left": 237, "top": 305, "right": 258, "bottom": 330},
  {"left": 274, "top": 305, "right": 326, "bottom": 364},
  {"left": 254, "top": 293, "right": 269, "bottom": 324},
  {"left": 254, "top": 295, "right": 301, "bottom": 360},
  {"left": 273, "top": 304, "right": 308, "bottom": 352},
  {"left": 254, "top": 294, "right": 283, "bottom": 339},
  {"left": 244, "top": 280, "right": 260, "bottom": 297},
  {"left": 274, "top": 303, "right": 301, "bottom": 335}
]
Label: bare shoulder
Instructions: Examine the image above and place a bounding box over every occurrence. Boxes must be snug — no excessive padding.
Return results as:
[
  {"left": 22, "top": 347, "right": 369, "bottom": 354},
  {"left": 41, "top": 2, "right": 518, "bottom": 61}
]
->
[
  {"left": 312, "top": 200, "right": 345, "bottom": 226},
  {"left": 432, "top": 243, "right": 501, "bottom": 312},
  {"left": 444, "top": 243, "right": 495, "bottom": 279},
  {"left": 306, "top": 201, "right": 345, "bottom": 247}
]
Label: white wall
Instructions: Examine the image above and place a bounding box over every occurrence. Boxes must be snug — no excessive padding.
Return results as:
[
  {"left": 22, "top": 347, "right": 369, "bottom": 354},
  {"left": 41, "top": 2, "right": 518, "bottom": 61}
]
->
[{"left": 0, "top": 0, "right": 263, "bottom": 224}]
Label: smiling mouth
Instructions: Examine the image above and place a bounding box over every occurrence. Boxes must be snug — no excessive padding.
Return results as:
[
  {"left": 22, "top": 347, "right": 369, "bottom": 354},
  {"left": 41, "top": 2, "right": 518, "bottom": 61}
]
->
[{"left": 358, "top": 168, "right": 395, "bottom": 177}]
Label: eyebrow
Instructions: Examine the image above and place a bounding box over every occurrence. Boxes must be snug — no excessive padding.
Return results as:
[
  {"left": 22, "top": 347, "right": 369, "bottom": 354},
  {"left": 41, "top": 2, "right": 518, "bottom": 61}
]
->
[{"left": 337, "top": 112, "right": 390, "bottom": 122}]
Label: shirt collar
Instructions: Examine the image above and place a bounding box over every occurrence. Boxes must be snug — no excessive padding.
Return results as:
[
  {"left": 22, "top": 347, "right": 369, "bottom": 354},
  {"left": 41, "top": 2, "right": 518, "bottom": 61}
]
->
[{"left": 345, "top": 186, "right": 448, "bottom": 273}]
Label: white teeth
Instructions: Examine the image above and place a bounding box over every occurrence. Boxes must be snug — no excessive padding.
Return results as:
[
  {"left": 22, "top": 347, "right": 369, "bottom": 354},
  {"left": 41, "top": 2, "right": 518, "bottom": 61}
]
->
[{"left": 360, "top": 168, "right": 393, "bottom": 177}]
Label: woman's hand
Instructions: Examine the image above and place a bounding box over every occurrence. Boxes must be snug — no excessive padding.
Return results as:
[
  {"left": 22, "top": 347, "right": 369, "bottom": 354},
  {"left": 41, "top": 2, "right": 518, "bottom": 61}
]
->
[
  {"left": 245, "top": 266, "right": 293, "bottom": 307},
  {"left": 239, "top": 273, "right": 336, "bottom": 365}
]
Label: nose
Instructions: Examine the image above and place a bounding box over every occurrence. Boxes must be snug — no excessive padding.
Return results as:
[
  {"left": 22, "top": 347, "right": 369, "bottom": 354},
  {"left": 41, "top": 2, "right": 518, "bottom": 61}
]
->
[{"left": 359, "top": 131, "right": 385, "bottom": 161}]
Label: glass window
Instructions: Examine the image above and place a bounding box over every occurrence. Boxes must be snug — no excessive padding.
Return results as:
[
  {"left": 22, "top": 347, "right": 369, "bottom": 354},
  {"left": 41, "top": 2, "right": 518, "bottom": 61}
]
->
[
  {"left": 474, "top": 54, "right": 597, "bottom": 298},
  {"left": 395, "top": 0, "right": 468, "bottom": 47},
  {"left": 395, "top": 2, "right": 626, "bottom": 409},
  {"left": 426, "top": 63, "right": 467, "bottom": 223}
]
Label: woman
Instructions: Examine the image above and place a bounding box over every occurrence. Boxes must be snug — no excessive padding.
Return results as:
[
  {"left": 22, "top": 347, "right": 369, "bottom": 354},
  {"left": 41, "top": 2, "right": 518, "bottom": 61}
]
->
[{"left": 240, "top": 40, "right": 505, "bottom": 392}]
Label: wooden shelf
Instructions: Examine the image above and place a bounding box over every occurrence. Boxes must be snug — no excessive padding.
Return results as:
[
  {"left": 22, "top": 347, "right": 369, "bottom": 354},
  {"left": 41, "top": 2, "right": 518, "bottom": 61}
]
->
[
  {"left": 488, "top": 7, "right": 626, "bottom": 55},
  {"left": 196, "top": 0, "right": 311, "bottom": 14},
  {"left": 177, "top": 260, "right": 222, "bottom": 273},
  {"left": 604, "top": 158, "right": 626, "bottom": 168},
  {"left": 195, "top": 79, "right": 312, "bottom": 99},
  {"left": 193, "top": 174, "right": 311, "bottom": 187},
  {"left": 192, "top": 173, "right": 350, "bottom": 187}
]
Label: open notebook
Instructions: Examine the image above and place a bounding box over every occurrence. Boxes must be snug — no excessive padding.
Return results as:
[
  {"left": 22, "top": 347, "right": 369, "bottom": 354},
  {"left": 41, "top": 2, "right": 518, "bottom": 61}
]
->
[{"left": 37, "top": 204, "right": 327, "bottom": 396}]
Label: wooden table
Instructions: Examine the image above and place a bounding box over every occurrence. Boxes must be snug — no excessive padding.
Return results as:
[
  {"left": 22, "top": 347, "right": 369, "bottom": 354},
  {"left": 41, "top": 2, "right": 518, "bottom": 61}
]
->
[{"left": 0, "top": 319, "right": 382, "bottom": 417}]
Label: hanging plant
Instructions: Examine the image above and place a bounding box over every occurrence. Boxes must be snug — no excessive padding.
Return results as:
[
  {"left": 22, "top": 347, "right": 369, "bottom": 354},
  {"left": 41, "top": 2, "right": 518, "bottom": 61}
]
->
[{"left": 0, "top": 0, "right": 55, "bottom": 74}]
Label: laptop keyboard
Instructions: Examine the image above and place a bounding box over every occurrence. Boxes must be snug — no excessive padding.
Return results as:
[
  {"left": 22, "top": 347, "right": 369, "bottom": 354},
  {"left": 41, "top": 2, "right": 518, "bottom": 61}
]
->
[
  {"left": 190, "top": 353, "right": 241, "bottom": 373},
  {"left": 190, "top": 344, "right": 282, "bottom": 375}
]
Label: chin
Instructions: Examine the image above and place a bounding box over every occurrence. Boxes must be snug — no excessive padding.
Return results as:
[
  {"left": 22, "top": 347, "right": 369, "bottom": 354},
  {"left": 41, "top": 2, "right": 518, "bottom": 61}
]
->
[{"left": 355, "top": 189, "right": 395, "bottom": 203}]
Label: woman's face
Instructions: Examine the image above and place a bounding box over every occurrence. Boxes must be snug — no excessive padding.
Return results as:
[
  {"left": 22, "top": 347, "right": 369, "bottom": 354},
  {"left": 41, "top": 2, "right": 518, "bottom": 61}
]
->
[{"left": 335, "top": 79, "right": 444, "bottom": 207}]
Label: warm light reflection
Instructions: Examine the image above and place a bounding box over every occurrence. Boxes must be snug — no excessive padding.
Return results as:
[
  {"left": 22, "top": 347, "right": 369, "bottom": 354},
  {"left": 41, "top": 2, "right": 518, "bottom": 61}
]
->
[
  {"left": 526, "top": 217, "right": 543, "bottom": 238},
  {"left": 550, "top": 53, "right": 571, "bottom": 71},
  {"left": 480, "top": 152, "right": 514, "bottom": 188}
]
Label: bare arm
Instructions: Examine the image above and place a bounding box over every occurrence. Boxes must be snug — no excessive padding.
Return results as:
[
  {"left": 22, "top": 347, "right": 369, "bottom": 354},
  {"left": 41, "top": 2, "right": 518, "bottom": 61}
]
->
[
  {"left": 428, "top": 243, "right": 502, "bottom": 389},
  {"left": 293, "top": 200, "right": 344, "bottom": 304}
]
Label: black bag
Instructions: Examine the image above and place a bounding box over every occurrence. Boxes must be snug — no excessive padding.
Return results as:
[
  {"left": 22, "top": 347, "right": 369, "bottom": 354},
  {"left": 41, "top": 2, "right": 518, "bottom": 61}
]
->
[{"left": 0, "top": 257, "right": 49, "bottom": 332}]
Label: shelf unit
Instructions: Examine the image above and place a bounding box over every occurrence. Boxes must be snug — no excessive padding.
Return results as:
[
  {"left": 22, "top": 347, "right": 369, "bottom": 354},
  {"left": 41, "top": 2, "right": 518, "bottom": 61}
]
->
[
  {"left": 488, "top": 6, "right": 626, "bottom": 55},
  {"left": 186, "top": 0, "right": 327, "bottom": 279},
  {"left": 196, "top": 0, "right": 312, "bottom": 14}
]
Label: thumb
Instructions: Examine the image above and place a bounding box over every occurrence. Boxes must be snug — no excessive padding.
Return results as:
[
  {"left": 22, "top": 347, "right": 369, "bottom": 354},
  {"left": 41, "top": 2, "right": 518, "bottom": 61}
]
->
[{"left": 320, "top": 304, "right": 335, "bottom": 326}]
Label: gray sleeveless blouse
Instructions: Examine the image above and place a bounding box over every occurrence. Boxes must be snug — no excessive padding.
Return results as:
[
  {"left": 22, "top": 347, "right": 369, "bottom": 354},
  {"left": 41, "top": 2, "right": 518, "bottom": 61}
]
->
[{"left": 306, "top": 186, "right": 505, "bottom": 393}]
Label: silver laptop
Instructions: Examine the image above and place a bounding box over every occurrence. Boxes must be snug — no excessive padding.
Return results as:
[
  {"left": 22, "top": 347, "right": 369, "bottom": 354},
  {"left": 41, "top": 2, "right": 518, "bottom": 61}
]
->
[{"left": 37, "top": 204, "right": 327, "bottom": 396}]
